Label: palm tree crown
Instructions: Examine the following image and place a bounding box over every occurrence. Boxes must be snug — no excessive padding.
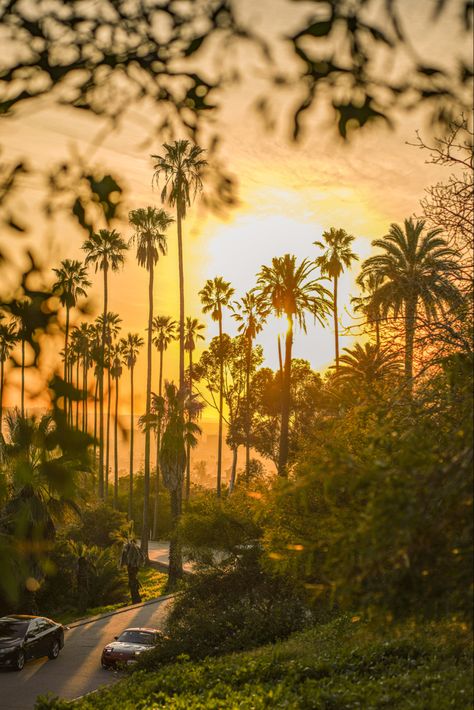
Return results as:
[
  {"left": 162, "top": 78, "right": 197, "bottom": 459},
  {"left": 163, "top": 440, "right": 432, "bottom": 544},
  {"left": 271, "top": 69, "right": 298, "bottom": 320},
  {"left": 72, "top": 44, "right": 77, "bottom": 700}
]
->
[
  {"left": 334, "top": 342, "right": 401, "bottom": 386},
  {"left": 82, "top": 229, "right": 128, "bottom": 273},
  {"left": 152, "top": 315, "right": 177, "bottom": 354},
  {"left": 314, "top": 227, "right": 358, "bottom": 280},
  {"left": 361, "top": 219, "right": 461, "bottom": 321},
  {"left": 52, "top": 259, "right": 91, "bottom": 310},
  {"left": 360, "top": 218, "right": 462, "bottom": 388},
  {"left": 184, "top": 317, "right": 205, "bottom": 354},
  {"left": 121, "top": 333, "right": 144, "bottom": 369},
  {"left": 151, "top": 140, "right": 207, "bottom": 218},
  {"left": 232, "top": 291, "right": 269, "bottom": 341},
  {"left": 128, "top": 207, "right": 173, "bottom": 269},
  {"left": 199, "top": 277, "right": 235, "bottom": 322},
  {"left": 256, "top": 255, "right": 332, "bottom": 330}
]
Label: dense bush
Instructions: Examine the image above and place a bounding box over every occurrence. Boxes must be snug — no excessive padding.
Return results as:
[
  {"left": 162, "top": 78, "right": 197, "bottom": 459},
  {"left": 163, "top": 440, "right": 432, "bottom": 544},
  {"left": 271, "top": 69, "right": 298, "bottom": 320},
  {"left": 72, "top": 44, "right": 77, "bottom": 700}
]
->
[
  {"left": 263, "top": 377, "right": 473, "bottom": 619},
  {"left": 36, "top": 615, "right": 473, "bottom": 710},
  {"left": 138, "top": 547, "right": 308, "bottom": 669},
  {"left": 36, "top": 538, "right": 127, "bottom": 615},
  {"left": 67, "top": 503, "right": 129, "bottom": 548}
]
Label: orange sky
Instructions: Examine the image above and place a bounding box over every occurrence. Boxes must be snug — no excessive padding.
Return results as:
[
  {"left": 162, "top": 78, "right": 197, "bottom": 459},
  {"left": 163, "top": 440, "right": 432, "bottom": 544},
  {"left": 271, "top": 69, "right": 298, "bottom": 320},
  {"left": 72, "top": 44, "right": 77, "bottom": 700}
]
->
[{"left": 0, "top": 0, "right": 471, "bottom": 418}]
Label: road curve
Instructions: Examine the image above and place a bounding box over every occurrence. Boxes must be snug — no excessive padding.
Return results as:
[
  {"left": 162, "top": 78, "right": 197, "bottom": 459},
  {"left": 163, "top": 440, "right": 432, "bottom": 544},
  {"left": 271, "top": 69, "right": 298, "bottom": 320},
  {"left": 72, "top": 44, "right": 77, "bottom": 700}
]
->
[{"left": 0, "top": 596, "right": 172, "bottom": 710}]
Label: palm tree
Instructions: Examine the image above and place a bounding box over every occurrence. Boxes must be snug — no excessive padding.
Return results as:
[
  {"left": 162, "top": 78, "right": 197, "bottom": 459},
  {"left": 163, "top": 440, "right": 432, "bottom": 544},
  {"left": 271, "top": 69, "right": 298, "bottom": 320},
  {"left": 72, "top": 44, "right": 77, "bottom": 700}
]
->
[
  {"left": 110, "top": 340, "right": 124, "bottom": 509},
  {"left": 334, "top": 342, "right": 401, "bottom": 388},
  {"left": 157, "top": 381, "right": 202, "bottom": 588},
  {"left": 359, "top": 218, "right": 462, "bottom": 392},
  {"left": 129, "top": 206, "right": 173, "bottom": 558},
  {"left": 314, "top": 228, "right": 358, "bottom": 370},
  {"left": 231, "top": 292, "right": 268, "bottom": 483},
  {"left": 199, "top": 277, "right": 235, "bottom": 496},
  {"left": 151, "top": 140, "right": 207, "bottom": 392},
  {"left": 151, "top": 314, "right": 177, "bottom": 537},
  {"left": 82, "top": 229, "right": 128, "bottom": 498},
  {"left": 0, "top": 320, "right": 18, "bottom": 437},
  {"left": 256, "top": 255, "right": 332, "bottom": 476},
  {"left": 184, "top": 316, "right": 205, "bottom": 501},
  {"left": 52, "top": 260, "right": 91, "bottom": 396},
  {"left": 121, "top": 333, "right": 144, "bottom": 521},
  {"left": 352, "top": 273, "right": 383, "bottom": 348}
]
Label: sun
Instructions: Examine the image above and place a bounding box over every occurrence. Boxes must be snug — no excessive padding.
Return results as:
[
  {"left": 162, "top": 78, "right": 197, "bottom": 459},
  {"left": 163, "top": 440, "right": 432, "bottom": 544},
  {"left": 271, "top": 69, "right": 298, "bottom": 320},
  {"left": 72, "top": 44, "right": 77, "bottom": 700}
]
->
[{"left": 197, "top": 195, "right": 370, "bottom": 373}]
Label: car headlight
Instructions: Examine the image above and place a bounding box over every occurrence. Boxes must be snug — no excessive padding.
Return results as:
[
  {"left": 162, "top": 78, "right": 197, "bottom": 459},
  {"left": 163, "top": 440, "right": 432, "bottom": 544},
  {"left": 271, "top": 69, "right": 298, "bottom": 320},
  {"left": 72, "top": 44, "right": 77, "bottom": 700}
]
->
[
  {"left": 105, "top": 648, "right": 112, "bottom": 653},
  {"left": 134, "top": 650, "right": 142, "bottom": 656}
]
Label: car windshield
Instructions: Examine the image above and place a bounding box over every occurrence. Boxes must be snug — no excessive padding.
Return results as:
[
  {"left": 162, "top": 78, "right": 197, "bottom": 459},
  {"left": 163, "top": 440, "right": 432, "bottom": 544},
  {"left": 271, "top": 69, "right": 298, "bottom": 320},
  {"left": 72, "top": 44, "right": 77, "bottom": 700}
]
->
[
  {"left": 0, "top": 620, "right": 28, "bottom": 640},
  {"left": 117, "top": 630, "right": 155, "bottom": 645}
]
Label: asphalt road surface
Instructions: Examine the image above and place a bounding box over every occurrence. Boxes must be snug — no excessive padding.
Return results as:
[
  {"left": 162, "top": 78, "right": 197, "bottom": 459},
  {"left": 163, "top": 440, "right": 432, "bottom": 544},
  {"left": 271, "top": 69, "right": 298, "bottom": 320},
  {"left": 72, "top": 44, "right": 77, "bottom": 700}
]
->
[{"left": 0, "top": 596, "right": 172, "bottom": 710}]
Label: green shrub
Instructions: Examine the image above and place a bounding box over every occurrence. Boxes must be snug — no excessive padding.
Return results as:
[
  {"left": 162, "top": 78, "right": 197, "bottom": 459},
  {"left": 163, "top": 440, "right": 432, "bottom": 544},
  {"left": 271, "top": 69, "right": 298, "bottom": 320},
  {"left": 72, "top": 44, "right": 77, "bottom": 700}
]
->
[
  {"left": 138, "top": 546, "right": 308, "bottom": 669},
  {"left": 67, "top": 503, "right": 128, "bottom": 548}
]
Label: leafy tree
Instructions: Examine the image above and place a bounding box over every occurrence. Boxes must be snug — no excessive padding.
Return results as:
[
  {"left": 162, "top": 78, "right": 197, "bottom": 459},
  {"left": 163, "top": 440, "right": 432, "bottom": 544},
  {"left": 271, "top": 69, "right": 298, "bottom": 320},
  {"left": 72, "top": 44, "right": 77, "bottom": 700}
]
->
[
  {"left": 152, "top": 314, "right": 177, "bottom": 536},
  {"left": 129, "top": 207, "right": 173, "bottom": 558},
  {"left": 0, "top": 409, "right": 90, "bottom": 609},
  {"left": 256, "top": 255, "right": 332, "bottom": 475},
  {"left": 0, "top": 320, "right": 18, "bottom": 437},
  {"left": 314, "top": 228, "right": 358, "bottom": 369},
  {"left": 360, "top": 219, "right": 463, "bottom": 393},
  {"left": 231, "top": 292, "right": 269, "bottom": 483},
  {"left": 199, "top": 277, "right": 235, "bottom": 496},
  {"left": 121, "top": 333, "right": 144, "bottom": 521},
  {"left": 52, "top": 259, "right": 91, "bottom": 387},
  {"left": 184, "top": 317, "right": 205, "bottom": 501},
  {"left": 82, "top": 229, "right": 128, "bottom": 498},
  {"left": 152, "top": 141, "right": 207, "bottom": 392},
  {"left": 250, "top": 361, "right": 323, "bottom": 470}
]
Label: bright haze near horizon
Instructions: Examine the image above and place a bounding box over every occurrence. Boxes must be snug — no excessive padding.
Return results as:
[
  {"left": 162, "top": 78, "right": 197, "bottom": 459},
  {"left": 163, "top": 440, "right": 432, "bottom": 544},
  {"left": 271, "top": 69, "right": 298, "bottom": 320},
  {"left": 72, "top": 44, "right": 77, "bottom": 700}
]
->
[{"left": 0, "top": 0, "right": 471, "bottom": 421}]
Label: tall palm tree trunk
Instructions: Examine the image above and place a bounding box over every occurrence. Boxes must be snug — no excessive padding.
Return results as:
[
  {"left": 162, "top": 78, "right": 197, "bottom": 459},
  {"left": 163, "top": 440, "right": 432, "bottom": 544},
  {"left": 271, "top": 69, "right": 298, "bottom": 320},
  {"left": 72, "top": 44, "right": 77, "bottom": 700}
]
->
[
  {"left": 405, "top": 297, "right": 417, "bottom": 395},
  {"left": 168, "top": 486, "right": 183, "bottom": 586},
  {"left": 64, "top": 304, "right": 70, "bottom": 416},
  {"left": 129, "top": 363, "right": 135, "bottom": 521},
  {"left": 278, "top": 317, "right": 293, "bottom": 477},
  {"left": 0, "top": 358, "right": 4, "bottom": 437},
  {"left": 99, "top": 267, "right": 108, "bottom": 499},
  {"left": 105, "top": 365, "right": 112, "bottom": 499},
  {"left": 245, "top": 337, "right": 251, "bottom": 483},
  {"left": 334, "top": 274, "right": 339, "bottom": 370},
  {"left": 75, "top": 358, "right": 80, "bottom": 429},
  {"left": 141, "top": 263, "right": 154, "bottom": 559},
  {"left": 185, "top": 348, "right": 193, "bottom": 504},
  {"left": 82, "top": 353, "right": 88, "bottom": 432},
  {"left": 217, "top": 314, "right": 224, "bottom": 497},
  {"left": 176, "top": 201, "right": 185, "bottom": 392},
  {"left": 152, "top": 348, "right": 164, "bottom": 539},
  {"left": 114, "top": 374, "right": 119, "bottom": 508},
  {"left": 229, "top": 446, "right": 238, "bottom": 492},
  {"left": 93, "top": 373, "right": 98, "bottom": 468},
  {"left": 277, "top": 334, "right": 283, "bottom": 375},
  {"left": 21, "top": 335, "right": 25, "bottom": 418}
]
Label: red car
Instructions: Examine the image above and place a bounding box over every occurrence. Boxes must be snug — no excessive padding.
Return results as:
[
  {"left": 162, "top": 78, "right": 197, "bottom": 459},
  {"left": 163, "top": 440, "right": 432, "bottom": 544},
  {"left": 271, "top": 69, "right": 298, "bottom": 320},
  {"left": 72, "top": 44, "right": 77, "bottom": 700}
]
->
[{"left": 101, "top": 627, "right": 162, "bottom": 668}]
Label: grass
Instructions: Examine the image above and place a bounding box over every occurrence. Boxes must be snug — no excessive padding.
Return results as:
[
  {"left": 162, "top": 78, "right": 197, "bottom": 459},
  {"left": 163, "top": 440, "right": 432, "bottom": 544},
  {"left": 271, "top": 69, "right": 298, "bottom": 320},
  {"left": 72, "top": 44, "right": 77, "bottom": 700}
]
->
[
  {"left": 36, "top": 614, "right": 473, "bottom": 709},
  {"left": 51, "top": 567, "right": 168, "bottom": 626}
]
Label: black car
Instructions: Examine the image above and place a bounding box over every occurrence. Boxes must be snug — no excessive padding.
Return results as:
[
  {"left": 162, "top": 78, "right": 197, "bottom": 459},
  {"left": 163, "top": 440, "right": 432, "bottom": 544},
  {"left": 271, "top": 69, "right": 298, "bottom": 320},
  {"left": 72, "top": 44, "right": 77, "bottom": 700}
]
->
[{"left": 0, "top": 615, "right": 65, "bottom": 671}]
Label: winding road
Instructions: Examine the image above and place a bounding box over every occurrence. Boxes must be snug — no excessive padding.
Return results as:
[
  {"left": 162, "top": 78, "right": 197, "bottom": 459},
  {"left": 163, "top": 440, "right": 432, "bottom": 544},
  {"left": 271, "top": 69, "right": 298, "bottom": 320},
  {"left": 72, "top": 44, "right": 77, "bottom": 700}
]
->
[{"left": 0, "top": 542, "right": 179, "bottom": 710}]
